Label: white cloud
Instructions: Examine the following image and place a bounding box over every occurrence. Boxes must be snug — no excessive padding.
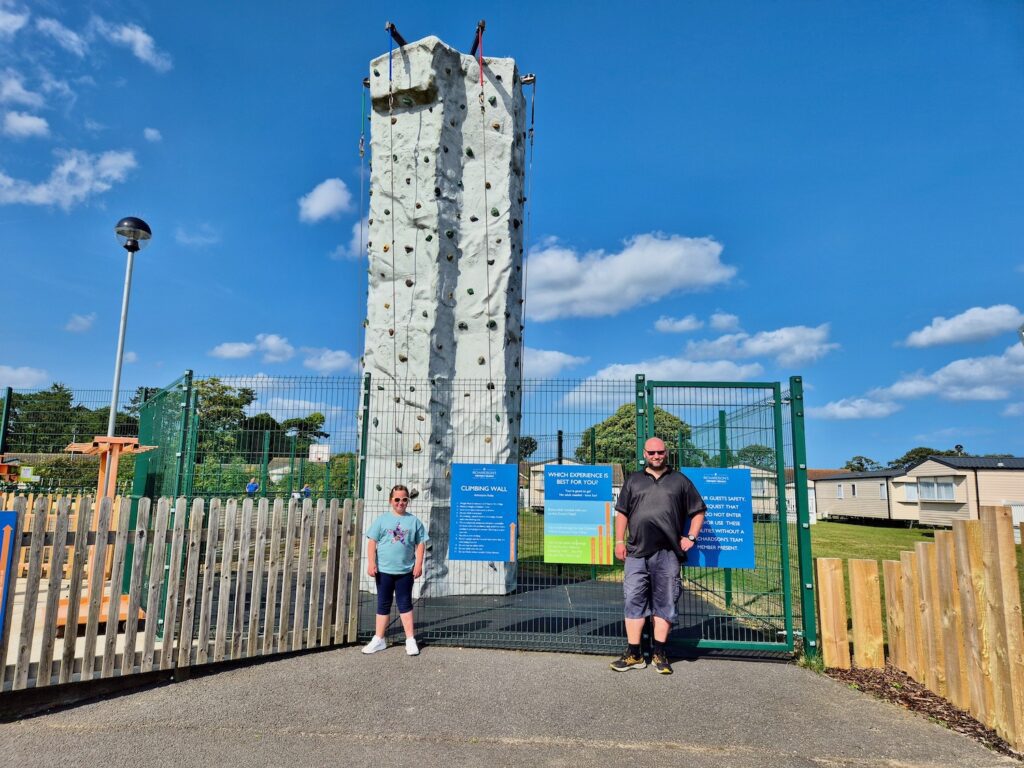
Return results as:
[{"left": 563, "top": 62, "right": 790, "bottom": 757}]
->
[
  {"left": 0, "top": 365, "right": 48, "bottom": 388},
  {"left": 64, "top": 312, "right": 96, "bottom": 332},
  {"left": 873, "top": 344, "right": 1024, "bottom": 402},
  {"left": 330, "top": 218, "right": 367, "bottom": 260},
  {"left": 709, "top": 312, "right": 740, "bottom": 332},
  {"left": 904, "top": 304, "right": 1024, "bottom": 348},
  {"left": 0, "top": 8, "right": 28, "bottom": 38},
  {"left": 592, "top": 357, "right": 763, "bottom": 382},
  {"left": 209, "top": 341, "right": 257, "bottom": 359},
  {"left": 92, "top": 18, "right": 172, "bottom": 72},
  {"left": 143, "top": 127, "right": 162, "bottom": 142},
  {"left": 123, "top": 351, "right": 138, "bottom": 363},
  {"left": 303, "top": 348, "right": 358, "bottom": 373},
  {"left": 299, "top": 178, "right": 353, "bottom": 223},
  {"left": 0, "top": 68, "right": 43, "bottom": 108},
  {"left": 820, "top": 342, "right": 1024, "bottom": 422},
  {"left": 36, "top": 17, "right": 86, "bottom": 56},
  {"left": 0, "top": 149, "right": 136, "bottom": 209},
  {"left": 40, "top": 70, "right": 75, "bottom": 104},
  {"left": 175, "top": 224, "right": 220, "bottom": 247},
  {"left": 523, "top": 347, "right": 588, "bottom": 377},
  {"left": 255, "top": 333, "right": 294, "bottom": 363},
  {"left": 526, "top": 233, "right": 735, "bottom": 322},
  {"left": 83, "top": 118, "right": 105, "bottom": 132},
  {"left": 686, "top": 323, "right": 838, "bottom": 366},
  {"left": 808, "top": 398, "right": 903, "bottom": 420},
  {"left": 654, "top": 315, "right": 703, "bottom": 334},
  {"left": 210, "top": 334, "right": 294, "bottom": 362},
  {"left": 3, "top": 110, "right": 48, "bottom": 137}
]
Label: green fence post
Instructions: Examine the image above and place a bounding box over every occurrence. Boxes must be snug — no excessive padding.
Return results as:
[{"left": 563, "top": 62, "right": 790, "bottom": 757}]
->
[
  {"left": 347, "top": 456, "right": 354, "bottom": 499},
  {"left": 297, "top": 457, "right": 304, "bottom": 494},
  {"left": 0, "top": 386, "right": 12, "bottom": 454},
  {"left": 357, "top": 373, "right": 372, "bottom": 499},
  {"left": 172, "top": 371, "right": 193, "bottom": 498},
  {"left": 789, "top": 375, "right": 817, "bottom": 658},
  {"left": 287, "top": 434, "right": 296, "bottom": 497},
  {"left": 589, "top": 428, "right": 596, "bottom": 465},
  {"left": 260, "top": 430, "right": 270, "bottom": 499},
  {"left": 634, "top": 375, "right": 646, "bottom": 469},
  {"left": 677, "top": 429, "right": 685, "bottom": 468},
  {"left": 772, "top": 383, "right": 795, "bottom": 651},
  {"left": 718, "top": 410, "right": 733, "bottom": 608}
]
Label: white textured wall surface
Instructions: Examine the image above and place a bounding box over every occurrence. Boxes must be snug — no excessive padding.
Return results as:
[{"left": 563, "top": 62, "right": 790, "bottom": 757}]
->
[{"left": 360, "top": 36, "right": 526, "bottom": 595}]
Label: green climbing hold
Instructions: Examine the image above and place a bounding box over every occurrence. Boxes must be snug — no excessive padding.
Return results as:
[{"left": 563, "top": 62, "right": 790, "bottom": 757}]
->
[
  {"left": 373, "top": 69, "right": 380, "bottom": 77},
  {"left": 425, "top": 234, "right": 433, "bottom": 241},
  {"left": 465, "top": 147, "right": 474, "bottom": 158},
  {"left": 372, "top": 417, "right": 379, "bottom": 427},
  {"left": 457, "top": 321, "right": 468, "bottom": 330},
  {"left": 487, "top": 320, "right": 497, "bottom": 329},
  {"left": 469, "top": 215, "right": 478, "bottom": 222},
  {"left": 400, "top": 96, "right": 413, "bottom": 107},
  {"left": 445, "top": 229, "right": 455, "bottom": 238},
  {"left": 490, "top": 207, "right": 499, "bottom": 217},
  {"left": 488, "top": 95, "right": 497, "bottom": 107},
  {"left": 467, "top": 288, "right": 475, "bottom": 295},
  {"left": 495, "top": 415, "right": 501, "bottom": 422}
]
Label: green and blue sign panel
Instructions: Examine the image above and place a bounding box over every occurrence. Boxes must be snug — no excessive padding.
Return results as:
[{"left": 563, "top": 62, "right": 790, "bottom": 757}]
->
[
  {"left": 683, "top": 467, "right": 756, "bottom": 569},
  {"left": 450, "top": 464, "right": 518, "bottom": 561},
  {"left": 0, "top": 511, "right": 16, "bottom": 642},
  {"left": 543, "top": 465, "right": 615, "bottom": 564}
]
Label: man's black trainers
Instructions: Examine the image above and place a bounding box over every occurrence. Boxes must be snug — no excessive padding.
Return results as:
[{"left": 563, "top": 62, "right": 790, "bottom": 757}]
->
[
  {"left": 610, "top": 651, "right": 647, "bottom": 672},
  {"left": 651, "top": 652, "right": 673, "bottom": 675}
]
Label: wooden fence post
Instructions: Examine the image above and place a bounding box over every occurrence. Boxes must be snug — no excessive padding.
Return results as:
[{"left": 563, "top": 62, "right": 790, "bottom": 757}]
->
[
  {"left": 981, "top": 506, "right": 1017, "bottom": 744},
  {"left": 953, "top": 519, "right": 991, "bottom": 725},
  {"left": 816, "top": 557, "right": 850, "bottom": 669},
  {"left": 983, "top": 505, "right": 1024, "bottom": 750},
  {"left": 901, "top": 550, "right": 924, "bottom": 682},
  {"left": 882, "top": 560, "right": 905, "bottom": 671},
  {"left": 849, "top": 559, "right": 883, "bottom": 668},
  {"left": 935, "top": 530, "right": 968, "bottom": 711},
  {"left": 916, "top": 542, "right": 946, "bottom": 696}
]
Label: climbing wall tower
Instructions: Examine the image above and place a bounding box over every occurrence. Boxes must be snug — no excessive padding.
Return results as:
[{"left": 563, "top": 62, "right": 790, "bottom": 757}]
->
[{"left": 360, "top": 35, "right": 526, "bottom": 596}]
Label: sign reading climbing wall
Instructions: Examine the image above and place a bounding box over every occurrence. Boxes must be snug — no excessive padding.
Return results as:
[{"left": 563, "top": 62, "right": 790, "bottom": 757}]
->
[
  {"left": 682, "top": 467, "right": 756, "bottom": 569},
  {"left": 449, "top": 464, "right": 518, "bottom": 562},
  {"left": 0, "top": 511, "right": 16, "bottom": 642},
  {"left": 543, "top": 465, "right": 615, "bottom": 565}
]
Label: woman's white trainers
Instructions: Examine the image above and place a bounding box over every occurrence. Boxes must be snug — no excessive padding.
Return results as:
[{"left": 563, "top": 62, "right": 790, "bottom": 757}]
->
[
  {"left": 362, "top": 636, "right": 387, "bottom": 654},
  {"left": 405, "top": 637, "right": 420, "bottom": 656}
]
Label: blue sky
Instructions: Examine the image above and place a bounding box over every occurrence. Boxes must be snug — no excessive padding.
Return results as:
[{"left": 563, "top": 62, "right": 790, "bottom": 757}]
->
[{"left": 1, "top": 1, "right": 1023, "bottom": 468}]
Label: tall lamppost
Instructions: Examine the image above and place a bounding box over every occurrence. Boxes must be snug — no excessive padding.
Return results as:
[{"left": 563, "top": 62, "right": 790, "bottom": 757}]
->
[{"left": 108, "top": 217, "right": 152, "bottom": 436}]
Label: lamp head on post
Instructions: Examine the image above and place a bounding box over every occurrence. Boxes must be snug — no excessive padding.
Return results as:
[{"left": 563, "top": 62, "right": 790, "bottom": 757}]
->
[{"left": 114, "top": 216, "right": 152, "bottom": 254}]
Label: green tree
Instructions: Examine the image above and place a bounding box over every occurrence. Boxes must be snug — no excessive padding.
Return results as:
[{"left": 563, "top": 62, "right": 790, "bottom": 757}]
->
[
  {"left": 735, "top": 444, "right": 776, "bottom": 470},
  {"left": 843, "top": 455, "right": 882, "bottom": 472},
  {"left": 887, "top": 446, "right": 964, "bottom": 471},
  {"left": 281, "top": 412, "right": 330, "bottom": 455},
  {"left": 573, "top": 403, "right": 707, "bottom": 472},
  {"left": 194, "top": 378, "right": 257, "bottom": 461},
  {"left": 518, "top": 435, "right": 538, "bottom": 461}
]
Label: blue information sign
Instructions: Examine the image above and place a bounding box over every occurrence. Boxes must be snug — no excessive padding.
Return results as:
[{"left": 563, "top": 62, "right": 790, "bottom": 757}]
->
[
  {"left": 543, "top": 465, "right": 615, "bottom": 564},
  {"left": 450, "top": 464, "right": 518, "bottom": 561},
  {"left": 683, "top": 467, "right": 756, "bottom": 570},
  {"left": 0, "top": 511, "right": 16, "bottom": 643}
]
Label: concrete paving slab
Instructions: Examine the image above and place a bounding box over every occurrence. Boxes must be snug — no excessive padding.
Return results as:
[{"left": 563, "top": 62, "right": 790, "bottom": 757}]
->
[{"left": 0, "top": 646, "right": 1016, "bottom": 768}]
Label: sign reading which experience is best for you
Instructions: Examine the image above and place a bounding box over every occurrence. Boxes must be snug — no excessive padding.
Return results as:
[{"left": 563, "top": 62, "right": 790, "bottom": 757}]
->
[
  {"left": 543, "top": 465, "right": 614, "bottom": 564},
  {"left": 682, "top": 467, "right": 755, "bottom": 569},
  {"left": 449, "top": 464, "right": 518, "bottom": 562}
]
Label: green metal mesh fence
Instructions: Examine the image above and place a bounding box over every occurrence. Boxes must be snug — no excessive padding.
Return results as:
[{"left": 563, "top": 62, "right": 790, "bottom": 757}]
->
[{"left": 0, "top": 384, "right": 139, "bottom": 494}]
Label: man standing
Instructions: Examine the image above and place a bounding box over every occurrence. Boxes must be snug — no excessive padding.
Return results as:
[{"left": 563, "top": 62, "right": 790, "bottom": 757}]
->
[{"left": 611, "top": 437, "right": 706, "bottom": 675}]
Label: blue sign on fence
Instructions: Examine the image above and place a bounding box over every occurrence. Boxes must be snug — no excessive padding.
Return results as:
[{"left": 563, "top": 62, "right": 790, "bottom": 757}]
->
[
  {"left": 450, "top": 464, "right": 518, "bottom": 561},
  {"left": 683, "top": 467, "right": 756, "bottom": 570},
  {"left": 0, "top": 511, "right": 16, "bottom": 643}
]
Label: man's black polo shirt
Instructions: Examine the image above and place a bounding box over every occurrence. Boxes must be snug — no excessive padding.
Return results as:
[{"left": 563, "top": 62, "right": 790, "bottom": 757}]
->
[{"left": 615, "top": 467, "right": 707, "bottom": 559}]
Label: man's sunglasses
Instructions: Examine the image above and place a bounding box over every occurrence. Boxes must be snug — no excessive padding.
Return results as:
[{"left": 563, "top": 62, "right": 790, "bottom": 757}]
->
[{"left": 645, "top": 450, "right": 666, "bottom": 455}]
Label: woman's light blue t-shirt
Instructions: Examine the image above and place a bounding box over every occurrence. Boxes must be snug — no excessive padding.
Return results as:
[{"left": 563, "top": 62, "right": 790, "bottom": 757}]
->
[{"left": 365, "top": 512, "right": 428, "bottom": 574}]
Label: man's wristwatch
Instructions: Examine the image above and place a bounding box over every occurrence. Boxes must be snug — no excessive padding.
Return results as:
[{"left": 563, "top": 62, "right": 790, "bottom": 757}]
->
[{"left": 686, "top": 534, "right": 697, "bottom": 543}]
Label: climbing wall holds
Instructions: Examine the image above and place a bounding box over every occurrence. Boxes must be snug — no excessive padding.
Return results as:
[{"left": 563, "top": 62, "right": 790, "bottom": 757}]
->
[{"left": 465, "top": 147, "right": 475, "bottom": 158}]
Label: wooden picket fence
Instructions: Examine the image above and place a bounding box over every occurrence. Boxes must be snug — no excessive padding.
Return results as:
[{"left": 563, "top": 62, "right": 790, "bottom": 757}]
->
[
  {"left": 816, "top": 505, "right": 1024, "bottom": 751},
  {"left": 0, "top": 492, "right": 124, "bottom": 580},
  {"left": 0, "top": 494, "right": 363, "bottom": 693}
]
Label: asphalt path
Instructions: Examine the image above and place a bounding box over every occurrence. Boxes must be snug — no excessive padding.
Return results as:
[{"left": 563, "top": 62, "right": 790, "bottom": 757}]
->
[{"left": 0, "top": 646, "right": 1016, "bottom": 768}]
